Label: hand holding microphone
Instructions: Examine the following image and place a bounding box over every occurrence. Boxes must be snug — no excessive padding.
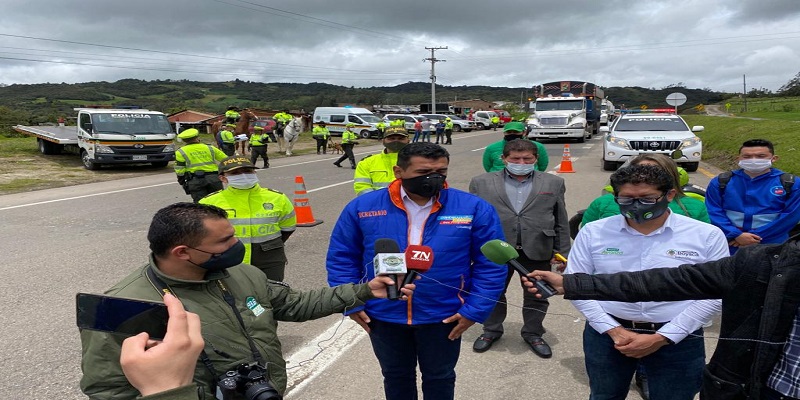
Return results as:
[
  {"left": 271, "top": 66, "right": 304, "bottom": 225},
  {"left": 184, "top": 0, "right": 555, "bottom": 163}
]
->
[
  {"left": 480, "top": 239, "right": 559, "bottom": 299},
  {"left": 373, "top": 239, "right": 407, "bottom": 300}
]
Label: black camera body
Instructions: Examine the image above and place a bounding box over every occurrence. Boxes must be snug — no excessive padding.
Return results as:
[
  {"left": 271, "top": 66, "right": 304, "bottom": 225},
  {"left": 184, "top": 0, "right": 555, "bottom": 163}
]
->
[{"left": 217, "top": 362, "right": 281, "bottom": 400}]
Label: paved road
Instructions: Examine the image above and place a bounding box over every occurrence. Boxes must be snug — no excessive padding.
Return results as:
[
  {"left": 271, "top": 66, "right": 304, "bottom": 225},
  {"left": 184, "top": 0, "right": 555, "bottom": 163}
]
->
[{"left": 0, "top": 130, "right": 718, "bottom": 399}]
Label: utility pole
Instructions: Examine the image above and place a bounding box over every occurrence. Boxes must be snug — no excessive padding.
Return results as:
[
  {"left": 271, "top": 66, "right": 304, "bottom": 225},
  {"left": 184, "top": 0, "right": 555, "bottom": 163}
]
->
[
  {"left": 424, "top": 46, "right": 447, "bottom": 113},
  {"left": 743, "top": 74, "right": 748, "bottom": 113}
]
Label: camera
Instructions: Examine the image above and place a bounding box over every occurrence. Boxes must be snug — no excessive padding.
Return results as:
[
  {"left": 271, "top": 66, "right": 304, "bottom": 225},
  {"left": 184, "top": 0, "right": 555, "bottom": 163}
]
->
[{"left": 217, "top": 362, "right": 282, "bottom": 400}]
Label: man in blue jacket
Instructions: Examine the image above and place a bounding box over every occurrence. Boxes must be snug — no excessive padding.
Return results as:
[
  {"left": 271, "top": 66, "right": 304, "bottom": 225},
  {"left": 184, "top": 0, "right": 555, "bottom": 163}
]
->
[
  {"left": 706, "top": 139, "right": 800, "bottom": 253},
  {"left": 326, "top": 142, "right": 506, "bottom": 400}
]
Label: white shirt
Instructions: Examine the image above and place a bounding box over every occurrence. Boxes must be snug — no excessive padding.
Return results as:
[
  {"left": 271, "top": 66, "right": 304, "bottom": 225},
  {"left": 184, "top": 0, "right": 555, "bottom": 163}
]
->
[
  {"left": 566, "top": 211, "right": 729, "bottom": 343},
  {"left": 401, "top": 186, "right": 433, "bottom": 245}
]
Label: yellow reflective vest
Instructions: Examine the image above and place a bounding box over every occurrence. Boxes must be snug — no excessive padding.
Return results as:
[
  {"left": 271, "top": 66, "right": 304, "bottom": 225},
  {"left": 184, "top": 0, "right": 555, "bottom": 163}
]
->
[
  {"left": 354, "top": 151, "right": 398, "bottom": 195},
  {"left": 220, "top": 129, "right": 235, "bottom": 144},
  {"left": 341, "top": 130, "right": 357, "bottom": 144},
  {"left": 250, "top": 132, "right": 269, "bottom": 146},
  {"left": 174, "top": 143, "right": 228, "bottom": 176},
  {"left": 312, "top": 126, "right": 330, "bottom": 139},
  {"left": 200, "top": 185, "right": 297, "bottom": 264}
]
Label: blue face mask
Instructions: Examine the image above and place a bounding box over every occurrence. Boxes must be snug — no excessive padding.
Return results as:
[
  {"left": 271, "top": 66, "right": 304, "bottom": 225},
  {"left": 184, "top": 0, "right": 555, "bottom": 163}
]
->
[
  {"left": 505, "top": 162, "right": 536, "bottom": 175},
  {"left": 187, "top": 240, "right": 246, "bottom": 272}
]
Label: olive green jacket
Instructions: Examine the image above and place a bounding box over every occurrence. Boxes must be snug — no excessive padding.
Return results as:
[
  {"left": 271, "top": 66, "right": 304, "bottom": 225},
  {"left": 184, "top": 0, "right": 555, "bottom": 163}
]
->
[
  {"left": 139, "top": 385, "right": 200, "bottom": 400},
  {"left": 80, "top": 256, "right": 375, "bottom": 400}
]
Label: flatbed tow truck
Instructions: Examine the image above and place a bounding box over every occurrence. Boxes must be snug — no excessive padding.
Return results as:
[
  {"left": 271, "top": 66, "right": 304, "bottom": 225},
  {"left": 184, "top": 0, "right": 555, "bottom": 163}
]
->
[{"left": 14, "top": 108, "right": 176, "bottom": 170}]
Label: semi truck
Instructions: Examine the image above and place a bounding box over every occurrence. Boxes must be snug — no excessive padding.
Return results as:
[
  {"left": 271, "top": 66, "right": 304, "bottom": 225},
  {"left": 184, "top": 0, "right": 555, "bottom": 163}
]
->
[
  {"left": 526, "top": 81, "right": 604, "bottom": 143},
  {"left": 14, "top": 108, "right": 176, "bottom": 170}
]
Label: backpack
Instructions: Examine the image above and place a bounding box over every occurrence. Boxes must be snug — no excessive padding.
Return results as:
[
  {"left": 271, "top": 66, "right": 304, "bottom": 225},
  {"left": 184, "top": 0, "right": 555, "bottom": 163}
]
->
[{"left": 717, "top": 171, "right": 800, "bottom": 239}]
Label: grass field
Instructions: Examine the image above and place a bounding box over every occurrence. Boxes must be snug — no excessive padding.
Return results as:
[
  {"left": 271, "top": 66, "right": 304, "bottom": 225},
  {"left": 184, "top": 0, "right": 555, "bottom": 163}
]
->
[{"left": 721, "top": 96, "right": 800, "bottom": 121}]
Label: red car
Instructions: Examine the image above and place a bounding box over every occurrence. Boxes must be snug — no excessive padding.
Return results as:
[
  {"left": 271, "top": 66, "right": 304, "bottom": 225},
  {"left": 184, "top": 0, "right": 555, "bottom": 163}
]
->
[
  {"left": 492, "top": 109, "right": 512, "bottom": 125},
  {"left": 249, "top": 118, "right": 277, "bottom": 134}
]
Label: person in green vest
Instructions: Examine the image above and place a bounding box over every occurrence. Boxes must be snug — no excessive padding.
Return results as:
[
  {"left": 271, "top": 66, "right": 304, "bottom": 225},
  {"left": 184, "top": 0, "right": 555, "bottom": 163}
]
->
[
  {"left": 312, "top": 122, "right": 331, "bottom": 155},
  {"left": 272, "top": 111, "right": 293, "bottom": 153},
  {"left": 174, "top": 128, "right": 228, "bottom": 203},
  {"left": 224, "top": 106, "right": 240, "bottom": 124},
  {"left": 444, "top": 117, "right": 454, "bottom": 145},
  {"left": 199, "top": 156, "right": 296, "bottom": 281},
  {"left": 483, "top": 121, "right": 549, "bottom": 173},
  {"left": 353, "top": 125, "right": 409, "bottom": 195},
  {"left": 333, "top": 123, "right": 359, "bottom": 169},
  {"left": 376, "top": 120, "right": 386, "bottom": 139},
  {"left": 491, "top": 115, "right": 500, "bottom": 131},
  {"left": 249, "top": 126, "right": 269, "bottom": 168},
  {"left": 219, "top": 124, "right": 236, "bottom": 156}
]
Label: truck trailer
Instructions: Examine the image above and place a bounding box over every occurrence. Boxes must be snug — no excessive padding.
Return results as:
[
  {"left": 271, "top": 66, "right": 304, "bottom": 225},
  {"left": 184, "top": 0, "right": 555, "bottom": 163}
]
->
[
  {"left": 14, "top": 108, "right": 176, "bottom": 170},
  {"left": 527, "top": 81, "right": 604, "bottom": 143}
]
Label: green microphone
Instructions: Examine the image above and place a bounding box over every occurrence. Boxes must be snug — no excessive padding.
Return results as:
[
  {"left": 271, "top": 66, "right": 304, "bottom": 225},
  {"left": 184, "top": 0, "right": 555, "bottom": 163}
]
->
[{"left": 480, "top": 239, "right": 558, "bottom": 299}]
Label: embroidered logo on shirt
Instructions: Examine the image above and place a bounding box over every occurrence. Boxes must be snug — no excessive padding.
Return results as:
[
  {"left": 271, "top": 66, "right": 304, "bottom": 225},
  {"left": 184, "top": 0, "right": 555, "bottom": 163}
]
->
[
  {"left": 438, "top": 215, "right": 473, "bottom": 225},
  {"left": 358, "top": 210, "right": 388, "bottom": 218},
  {"left": 771, "top": 186, "right": 787, "bottom": 196},
  {"left": 666, "top": 249, "right": 701, "bottom": 259},
  {"left": 245, "top": 296, "right": 266, "bottom": 317},
  {"left": 600, "top": 247, "right": 623, "bottom": 255}
]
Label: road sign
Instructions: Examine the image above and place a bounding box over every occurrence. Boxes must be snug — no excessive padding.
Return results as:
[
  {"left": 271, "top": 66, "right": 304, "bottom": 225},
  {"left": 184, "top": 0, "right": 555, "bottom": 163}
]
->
[
  {"left": 666, "top": 92, "right": 687, "bottom": 114},
  {"left": 640, "top": 105, "right": 648, "bottom": 110}
]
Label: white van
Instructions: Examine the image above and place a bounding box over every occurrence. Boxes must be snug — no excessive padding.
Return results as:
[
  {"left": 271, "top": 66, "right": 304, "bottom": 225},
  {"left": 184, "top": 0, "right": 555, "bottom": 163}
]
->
[
  {"left": 312, "top": 107, "right": 381, "bottom": 138},
  {"left": 471, "top": 110, "right": 499, "bottom": 130}
]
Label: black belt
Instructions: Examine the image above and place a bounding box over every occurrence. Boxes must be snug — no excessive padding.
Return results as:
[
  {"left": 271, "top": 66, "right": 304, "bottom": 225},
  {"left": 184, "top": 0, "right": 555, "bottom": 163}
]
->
[{"left": 612, "top": 316, "right": 668, "bottom": 331}]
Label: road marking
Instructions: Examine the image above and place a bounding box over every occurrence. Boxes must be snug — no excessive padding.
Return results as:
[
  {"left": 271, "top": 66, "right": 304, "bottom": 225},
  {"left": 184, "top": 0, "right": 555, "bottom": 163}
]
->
[
  {"left": 0, "top": 182, "right": 175, "bottom": 211},
  {"left": 697, "top": 166, "right": 715, "bottom": 178},
  {"left": 284, "top": 319, "right": 367, "bottom": 398}
]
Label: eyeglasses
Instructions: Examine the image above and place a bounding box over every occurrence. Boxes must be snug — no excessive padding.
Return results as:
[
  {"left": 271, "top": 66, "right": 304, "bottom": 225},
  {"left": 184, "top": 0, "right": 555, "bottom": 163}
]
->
[{"left": 614, "top": 193, "right": 665, "bottom": 206}]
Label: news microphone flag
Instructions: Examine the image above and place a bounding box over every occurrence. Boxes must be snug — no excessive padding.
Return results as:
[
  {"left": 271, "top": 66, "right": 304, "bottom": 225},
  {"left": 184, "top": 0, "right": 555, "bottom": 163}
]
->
[
  {"left": 402, "top": 244, "right": 434, "bottom": 287},
  {"left": 373, "top": 238, "right": 407, "bottom": 300},
  {"left": 479, "top": 239, "right": 558, "bottom": 299}
]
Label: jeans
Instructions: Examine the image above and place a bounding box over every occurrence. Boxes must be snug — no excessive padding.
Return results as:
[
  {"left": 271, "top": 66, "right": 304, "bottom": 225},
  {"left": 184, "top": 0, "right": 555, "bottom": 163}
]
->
[
  {"left": 583, "top": 323, "right": 705, "bottom": 400},
  {"left": 368, "top": 319, "right": 461, "bottom": 400},
  {"left": 421, "top": 131, "right": 430, "bottom": 142},
  {"left": 412, "top": 130, "right": 422, "bottom": 142}
]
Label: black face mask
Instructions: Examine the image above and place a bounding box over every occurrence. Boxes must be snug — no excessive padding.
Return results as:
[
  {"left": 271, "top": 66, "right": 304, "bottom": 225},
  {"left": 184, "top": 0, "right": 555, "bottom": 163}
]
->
[
  {"left": 402, "top": 173, "right": 446, "bottom": 198},
  {"left": 504, "top": 134, "right": 523, "bottom": 141},
  {"left": 618, "top": 196, "right": 670, "bottom": 224},
  {"left": 187, "top": 240, "right": 246, "bottom": 272},
  {"left": 385, "top": 141, "right": 407, "bottom": 152}
]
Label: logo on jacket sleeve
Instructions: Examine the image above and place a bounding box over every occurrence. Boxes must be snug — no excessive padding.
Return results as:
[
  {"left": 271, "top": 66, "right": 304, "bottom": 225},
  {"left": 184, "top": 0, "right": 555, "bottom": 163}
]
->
[
  {"left": 245, "top": 296, "right": 266, "bottom": 317},
  {"left": 438, "top": 215, "right": 473, "bottom": 225},
  {"left": 771, "top": 186, "right": 787, "bottom": 196}
]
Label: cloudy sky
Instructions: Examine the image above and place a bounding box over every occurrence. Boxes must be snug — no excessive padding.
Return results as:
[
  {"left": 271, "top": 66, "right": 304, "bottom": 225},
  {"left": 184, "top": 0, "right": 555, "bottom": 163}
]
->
[{"left": 1, "top": 0, "right": 799, "bottom": 93}]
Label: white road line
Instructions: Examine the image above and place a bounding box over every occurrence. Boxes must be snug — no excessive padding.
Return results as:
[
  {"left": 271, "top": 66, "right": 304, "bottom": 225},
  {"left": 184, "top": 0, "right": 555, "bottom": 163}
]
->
[
  {"left": 0, "top": 182, "right": 175, "bottom": 211},
  {"left": 284, "top": 319, "right": 367, "bottom": 398}
]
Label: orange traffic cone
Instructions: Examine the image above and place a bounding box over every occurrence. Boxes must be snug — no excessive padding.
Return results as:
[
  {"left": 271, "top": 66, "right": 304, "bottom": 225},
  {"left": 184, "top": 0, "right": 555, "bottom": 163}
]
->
[
  {"left": 293, "top": 176, "right": 323, "bottom": 227},
  {"left": 558, "top": 144, "right": 576, "bottom": 173}
]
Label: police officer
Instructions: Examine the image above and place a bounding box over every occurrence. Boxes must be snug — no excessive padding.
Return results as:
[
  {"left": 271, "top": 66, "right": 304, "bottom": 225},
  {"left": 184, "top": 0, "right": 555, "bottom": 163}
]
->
[
  {"left": 249, "top": 126, "right": 269, "bottom": 168},
  {"left": 491, "top": 114, "right": 500, "bottom": 131},
  {"left": 219, "top": 124, "right": 236, "bottom": 156},
  {"left": 272, "top": 111, "right": 293, "bottom": 153},
  {"left": 333, "top": 123, "right": 358, "bottom": 169},
  {"left": 312, "top": 122, "right": 331, "bottom": 155},
  {"left": 444, "top": 117, "right": 454, "bottom": 145},
  {"left": 376, "top": 120, "right": 387, "bottom": 139},
  {"left": 353, "top": 125, "right": 408, "bottom": 195},
  {"left": 224, "top": 106, "right": 240, "bottom": 124},
  {"left": 200, "top": 156, "right": 296, "bottom": 281},
  {"left": 174, "top": 128, "right": 227, "bottom": 203}
]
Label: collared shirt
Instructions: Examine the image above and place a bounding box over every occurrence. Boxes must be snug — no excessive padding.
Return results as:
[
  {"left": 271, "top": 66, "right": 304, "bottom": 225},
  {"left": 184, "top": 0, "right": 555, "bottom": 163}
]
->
[
  {"left": 566, "top": 212, "right": 729, "bottom": 343},
  {"left": 401, "top": 186, "right": 433, "bottom": 245},
  {"left": 503, "top": 169, "right": 534, "bottom": 214},
  {"left": 767, "top": 309, "right": 800, "bottom": 397}
]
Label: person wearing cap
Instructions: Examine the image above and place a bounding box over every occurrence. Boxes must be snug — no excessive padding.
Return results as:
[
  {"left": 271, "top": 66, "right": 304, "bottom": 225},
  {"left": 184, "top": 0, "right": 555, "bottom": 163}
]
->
[
  {"left": 483, "top": 121, "right": 549, "bottom": 173},
  {"left": 333, "top": 123, "right": 359, "bottom": 169},
  {"left": 249, "top": 126, "right": 270, "bottom": 168},
  {"left": 353, "top": 126, "right": 409, "bottom": 196},
  {"left": 199, "top": 156, "right": 296, "bottom": 281},
  {"left": 174, "top": 128, "right": 228, "bottom": 203},
  {"left": 272, "top": 111, "right": 293, "bottom": 153},
  {"left": 224, "top": 106, "right": 240, "bottom": 124},
  {"left": 218, "top": 124, "right": 236, "bottom": 156},
  {"left": 312, "top": 122, "right": 331, "bottom": 155},
  {"left": 444, "top": 117, "right": 454, "bottom": 145}
]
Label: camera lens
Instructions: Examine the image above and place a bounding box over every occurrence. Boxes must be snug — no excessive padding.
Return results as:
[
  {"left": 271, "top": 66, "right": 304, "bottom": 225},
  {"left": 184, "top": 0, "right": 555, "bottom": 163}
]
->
[{"left": 244, "top": 383, "right": 281, "bottom": 400}]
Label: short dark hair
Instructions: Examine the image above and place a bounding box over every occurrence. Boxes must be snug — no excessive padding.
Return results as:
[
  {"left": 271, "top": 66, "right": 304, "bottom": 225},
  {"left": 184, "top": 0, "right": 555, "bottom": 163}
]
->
[
  {"left": 147, "top": 203, "right": 229, "bottom": 257},
  {"left": 610, "top": 165, "right": 673, "bottom": 196},
  {"left": 740, "top": 139, "right": 774, "bottom": 155},
  {"left": 396, "top": 142, "right": 449, "bottom": 169},
  {"left": 502, "top": 139, "right": 538, "bottom": 157}
]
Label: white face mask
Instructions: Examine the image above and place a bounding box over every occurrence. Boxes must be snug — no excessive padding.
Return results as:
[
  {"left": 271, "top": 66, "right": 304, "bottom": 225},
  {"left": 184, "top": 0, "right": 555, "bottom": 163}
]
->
[
  {"left": 225, "top": 173, "right": 259, "bottom": 189},
  {"left": 505, "top": 162, "right": 536, "bottom": 176},
  {"left": 738, "top": 159, "right": 772, "bottom": 173}
]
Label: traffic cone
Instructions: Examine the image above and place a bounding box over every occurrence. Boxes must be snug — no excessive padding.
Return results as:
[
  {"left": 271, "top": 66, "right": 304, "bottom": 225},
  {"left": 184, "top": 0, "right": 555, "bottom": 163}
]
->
[
  {"left": 558, "top": 144, "right": 576, "bottom": 173},
  {"left": 293, "top": 175, "right": 323, "bottom": 227}
]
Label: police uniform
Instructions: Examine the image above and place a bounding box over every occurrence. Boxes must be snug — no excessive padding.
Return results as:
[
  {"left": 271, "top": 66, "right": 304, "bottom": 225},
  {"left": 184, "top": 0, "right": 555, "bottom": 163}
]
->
[
  {"left": 200, "top": 156, "right": 297, "bottom": 281},
  {"left": 312, "top": 123, "right": 331, "bottom": 154},
  {"left": 249, "top": 127, "right": 270, "bottom": 168},
  {"left": 174, "top": 129, "right": 227, "bottom": 203},
  {"left": 219, "top": 124, "right": 236, "bottom": 156},
  {"left": 334, "top": 124, "right": 358, "bottom": 169},
  {"left": 444, "top": 117, "right": 454, "bottom": 144},
  {"left": 225, "top": 107, "right": 240, "bottom": 124},
  {"left": 353, "top": 126, "right": 406, "bottom": 195}
]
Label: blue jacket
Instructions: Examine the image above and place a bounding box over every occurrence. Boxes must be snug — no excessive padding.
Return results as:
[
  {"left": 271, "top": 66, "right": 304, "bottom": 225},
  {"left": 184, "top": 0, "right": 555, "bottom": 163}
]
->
[
  {"left": 706, "top": 168, "right": 800, "bottom": 252},
  {"left": 326, "top": 180, "right": 507, "bottom": 325}
]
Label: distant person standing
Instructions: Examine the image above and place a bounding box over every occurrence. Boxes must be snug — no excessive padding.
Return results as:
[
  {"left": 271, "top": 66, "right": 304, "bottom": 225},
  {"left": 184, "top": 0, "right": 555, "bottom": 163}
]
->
[
  {"left": 483, "top": 122, "right": 548, "bottom": 173},
  {"left": 434, "top": 120, "right": 445, "bottom": 144},
  {"left": 333, "top": 123, "right": 358, "bottom": 169},
  {"left": 444, "top": 117, "right": 454, "bottom": 145},
  {"left": 219, "top": 124, "right": 236, "bottom": 156},
  {"left": 313, "top": 122, "right": 331, "bottom": 155},
  {"left": 248, "top": 126, "right": 270, "bottom": 169},
  {"left": 413, "top": 119, "right": 423, "bottom": 143},
  {"left": 174, "top": 128, "right": 227, "bottom": 203},
  {"left": 376, "top": 120, "right": 387, "bottom": 139},
  {"left": 491, "top": 114, "right": 500, "bottom": 131},
  {"left": 421, "top": 118, "right": 432, "bottom": 142}
]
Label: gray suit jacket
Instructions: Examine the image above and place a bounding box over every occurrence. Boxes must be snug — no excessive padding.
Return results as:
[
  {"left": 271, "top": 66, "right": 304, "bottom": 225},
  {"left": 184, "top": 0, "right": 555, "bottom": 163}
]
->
[{"left": 469, "top": 170, "right": 570, "bottom": 260}]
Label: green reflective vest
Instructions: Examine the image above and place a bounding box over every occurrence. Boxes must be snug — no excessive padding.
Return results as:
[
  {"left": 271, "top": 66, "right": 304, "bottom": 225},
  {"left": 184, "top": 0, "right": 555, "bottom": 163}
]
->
[
  {"left": 250, "top": 133, "right": 268, "bottom": 146},
  {"left": 354, "top": 151, "right": 399, "bottom": 195},
  {"left": 220, "top": 129, "right": 235, "bottom": 144},
  {"left": 174, "top": 143, "right": 228, "bottom": 176},
  {"left": 341, "top": 130, "right": 357, "bottom": 144},
  {"left": 312, "top": 126, "right": 330, "bottom": 139}
]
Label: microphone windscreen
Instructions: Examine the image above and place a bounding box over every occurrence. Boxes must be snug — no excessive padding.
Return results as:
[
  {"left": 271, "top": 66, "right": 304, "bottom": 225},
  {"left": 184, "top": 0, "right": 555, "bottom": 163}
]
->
[
  {"left": 405, "top": 245, "right": 434, "bottom": 272},
  {"left": 479, "top": 239, "right": 519, "bottom": 264},
  {"left": 374, "top": 238, "right": 401, "bottom": 254}
]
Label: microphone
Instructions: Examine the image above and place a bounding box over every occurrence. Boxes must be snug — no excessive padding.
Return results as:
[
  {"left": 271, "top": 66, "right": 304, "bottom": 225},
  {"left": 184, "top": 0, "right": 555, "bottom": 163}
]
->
[
  {"left": 480, "top": 239, "right": 558, "bottom": 299},
  {"left": 373, "top": 238, "right": 407, "bottom": 300},
  {"left": 402, "top": 244, "right": 434, "bottom": 287}
]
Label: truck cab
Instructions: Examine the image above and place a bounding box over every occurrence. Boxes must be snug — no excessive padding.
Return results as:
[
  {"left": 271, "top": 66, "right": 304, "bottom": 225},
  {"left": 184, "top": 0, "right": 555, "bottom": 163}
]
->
[
  {"left": 527, "top": 96, "right": 593, "bottom": 142},
  {"left": 600, "top": 99, "right": 616, "bottom": 125}
]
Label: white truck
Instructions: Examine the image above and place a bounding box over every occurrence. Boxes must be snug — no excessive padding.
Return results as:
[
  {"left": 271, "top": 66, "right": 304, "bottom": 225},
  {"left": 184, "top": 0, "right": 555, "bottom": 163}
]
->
[
  {"left": 14, "top": 108, "right": 176, "bottom": 170},
  {"left": 600, "top": 99, "right": 616, "bottom": 125},
  {"left": 527, "top": 81, "right": 603, "bottom": 143}
]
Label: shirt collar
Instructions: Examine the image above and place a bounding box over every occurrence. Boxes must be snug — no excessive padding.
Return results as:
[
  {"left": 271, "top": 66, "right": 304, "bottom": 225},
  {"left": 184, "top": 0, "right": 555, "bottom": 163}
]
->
[{"left": 400, "top": 186, "right": 433, "bottom": 208}]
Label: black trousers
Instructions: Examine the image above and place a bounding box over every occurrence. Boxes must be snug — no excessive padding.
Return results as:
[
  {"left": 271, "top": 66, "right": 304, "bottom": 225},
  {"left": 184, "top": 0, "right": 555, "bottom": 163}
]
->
[
  {"left": 481, "top": 251, "right": 550, "bottom": 339},
  {"left": 315, "top": 138, "right": 328, "bottom": 154},
  {"left": 335, "top": 144, "right": 355, "bottom": 166},
  {"left": 221, "top": 143, "right": 235, "bottom": 156},
  {"left": 186, "top": 173, "right": 222, "bottom": 203},
  {"left": 444, "top": 129, "right": 452, "bottom": 144},
  {"left": 249, "top": 145, "right": 269, "bottom": 168}
]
